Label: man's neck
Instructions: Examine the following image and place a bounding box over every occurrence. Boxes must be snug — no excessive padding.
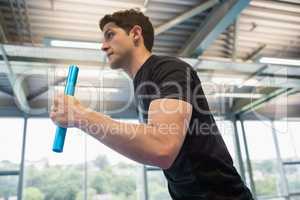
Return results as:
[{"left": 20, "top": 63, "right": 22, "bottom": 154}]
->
[{"left": 125, "top": 50, "right": 152, "bottom": 79}]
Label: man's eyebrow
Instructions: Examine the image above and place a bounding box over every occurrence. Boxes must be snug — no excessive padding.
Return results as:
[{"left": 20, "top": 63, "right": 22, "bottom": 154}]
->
[{"left": 104, "top": 28, "right": 112, "bottom": 36}]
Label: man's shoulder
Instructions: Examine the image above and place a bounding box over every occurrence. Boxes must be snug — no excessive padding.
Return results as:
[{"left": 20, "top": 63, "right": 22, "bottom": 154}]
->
[
  {"left": 151, "top": 55, "right": 193, "bottom": 72},
  {"left": 153, "top": 54, "right": 187, "bottom": 64}
]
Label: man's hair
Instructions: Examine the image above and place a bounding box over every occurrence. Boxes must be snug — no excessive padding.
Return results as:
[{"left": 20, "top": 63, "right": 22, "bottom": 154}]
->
[{"left": 99, "top": 9, "right": 154, "bottom": 52}]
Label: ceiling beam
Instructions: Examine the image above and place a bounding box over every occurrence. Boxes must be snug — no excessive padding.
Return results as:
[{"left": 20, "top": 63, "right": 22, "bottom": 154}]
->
[
  {"left": 0, "top": 44, "right": 107, "bottom": 65},
  {"left": 0, "top": 44, "right": 31, "bottom": 114},
  {"left": 2, "top": 45, "right": 300, "bottom": 89},
  {"left": 178, "top": 0, "right": 250, "bottom": 57},
  {"left": 244, "top": 44, "right": 266, "bottom": 61},
  {"left": 154, "top": 0, "right": 219, "bottom": 35},
  {"left": 233, "top": 88, "right": 296, "bottom": 117},
  {"left": 0, "top": 85, "right": 13, "bottom": 96},
  {"left": 27, "top": 77, "right": 66, "bottom": 101},
  {"left": 276, "top": 0, "right": 300, "bottom": 5},
  {"left": 8, "top": 0, "right": 23, "bottom": 43}
]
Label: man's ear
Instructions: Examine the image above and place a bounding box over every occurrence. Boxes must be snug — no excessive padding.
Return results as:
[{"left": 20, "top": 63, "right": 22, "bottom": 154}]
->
[{"left": 130, "top": 25, "right": 143, "bottom": 43}]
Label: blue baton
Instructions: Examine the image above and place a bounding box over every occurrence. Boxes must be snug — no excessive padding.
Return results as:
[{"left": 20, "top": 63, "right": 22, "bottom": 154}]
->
[{"left": 52, "top": 65, "right": 79, "bottom": 153}]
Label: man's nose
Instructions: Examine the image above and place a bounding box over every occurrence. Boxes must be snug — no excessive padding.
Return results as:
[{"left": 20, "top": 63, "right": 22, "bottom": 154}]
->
[{"left": 101, "top": 41, "right": 109, "bottom": 52}]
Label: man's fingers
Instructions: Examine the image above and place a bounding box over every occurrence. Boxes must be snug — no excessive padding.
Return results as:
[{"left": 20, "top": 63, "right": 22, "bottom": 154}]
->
[
  {"left": 50, "top": 105, "right": 54, "bottom": 112},
  {"left": 52, "top": 93, "right": 65, "bottom": 107},
  {"left": 52, "top": 95, "right": 59, "bottom": 107},
  {"left": 50, "top": 105, "right": 56, "bottom": 113},
  {"left": 49, "top": 110, "right": 56, "bottom": 120}
]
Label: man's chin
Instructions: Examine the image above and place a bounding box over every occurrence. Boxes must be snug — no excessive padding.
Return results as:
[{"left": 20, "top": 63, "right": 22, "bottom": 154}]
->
[
  {"left": 109, "top": 61, "right": 122, "bottom": 69},
  {"left": 108, "top": 58, "right": 124, "bottom": 69}
]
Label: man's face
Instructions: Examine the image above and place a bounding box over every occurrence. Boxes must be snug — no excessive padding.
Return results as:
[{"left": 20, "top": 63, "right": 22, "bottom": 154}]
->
[{"left": 101, "top": 22, "right": 134, "bottom": 69}]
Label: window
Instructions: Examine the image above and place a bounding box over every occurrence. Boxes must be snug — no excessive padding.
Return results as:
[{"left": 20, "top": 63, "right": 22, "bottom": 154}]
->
[
  {"left": 284, "top": 164, "right": 300, "bottom": 194},
  {"left": 147, "top": 170, "right": 171, "bottom": 200},
  {"left": 243, "top": 121, "right": 281, "bottom": 197},
  {"left": 24, "top": 118, "right": 139, "bottom": 200},
  {"left": 0, "top": 176, "right": 18, "bottom": 199},
  {"left": 216, "top": 120, "right": 236, "bottom": 165},
  {"left": 0, "top": 117, "right": 24, "bottom": 200},
  {"left": 24, "top": 118, "right": 85, "bottom": 200},
  {"left": 0, "top": 118, "right": 24, "bottom": 171},
  {"left": 274, "top": 121, "right": 300, "bottom": 195},
  {"left": 86, "top": 132, "right": 138, "bottom": 200},
  {"left": 274, "top": 121, "right": 300, "bottom": 161}
]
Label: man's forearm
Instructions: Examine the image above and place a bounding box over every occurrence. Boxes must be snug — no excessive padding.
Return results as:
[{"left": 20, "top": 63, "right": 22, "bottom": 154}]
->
[{"left": 75, "top": 108, "right": 176, "bottom": 169}]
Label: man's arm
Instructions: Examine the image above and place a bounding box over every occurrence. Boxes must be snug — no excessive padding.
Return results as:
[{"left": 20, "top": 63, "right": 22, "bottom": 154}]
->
[{"left": 50, "top": 95, "right": 192, "bottom": 169}]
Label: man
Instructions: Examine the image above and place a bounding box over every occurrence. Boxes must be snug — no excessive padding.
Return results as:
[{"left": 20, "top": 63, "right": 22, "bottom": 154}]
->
[{"left": 50, "top": 9, "right": 253, "bottom": 200}]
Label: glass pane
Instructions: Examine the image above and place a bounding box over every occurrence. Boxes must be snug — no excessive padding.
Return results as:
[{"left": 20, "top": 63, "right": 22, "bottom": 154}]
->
[
  {"left": 24, "top": 118, "right": 85, "bottom": 200},
  {"left": 0, "top": 118, "right": 24, "bottom": 170},
  {"left": 244, "top": 121, "right": 281, "bottom": 197},
  {"left": 148, "top": 170, "right": 171, "bottom": 200},
  {"left": 0, "top": 176, "right": 18, "bottom": 199},
  {"left": 216, "top": 120, "right": 236, "bottom": 164},
  {"left": 87, "top": 119, "right": 138, "bottom": 200},
  {"left": 284, "top": 164, "right": 300, "bottom": 194},
  {"left": 274, "top": 121, "right": 300, "bottom": 161}
]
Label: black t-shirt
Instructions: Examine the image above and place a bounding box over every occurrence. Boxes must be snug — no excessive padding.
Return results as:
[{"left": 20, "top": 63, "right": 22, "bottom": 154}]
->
[{"left": 133, "top": 55, "right": 253, "bottom": 200}]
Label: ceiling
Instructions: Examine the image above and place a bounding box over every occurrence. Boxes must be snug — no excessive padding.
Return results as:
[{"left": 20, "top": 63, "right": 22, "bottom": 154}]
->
[
  {"left": 0, "top": 0, "right": 300, "bottom": 120},
  {"left": 0, "top": 0, "right": 299, "bottom": 59}
]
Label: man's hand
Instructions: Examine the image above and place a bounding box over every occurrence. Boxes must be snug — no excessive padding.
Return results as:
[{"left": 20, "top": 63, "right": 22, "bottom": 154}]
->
[{"left": 49, "top": 93, "right": 84, "bottom": 128}]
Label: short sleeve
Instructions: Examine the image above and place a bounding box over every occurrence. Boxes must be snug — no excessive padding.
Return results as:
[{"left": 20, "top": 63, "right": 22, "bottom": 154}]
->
[{"left": 150, "top": 60, "right": 194, "bottom": 104}]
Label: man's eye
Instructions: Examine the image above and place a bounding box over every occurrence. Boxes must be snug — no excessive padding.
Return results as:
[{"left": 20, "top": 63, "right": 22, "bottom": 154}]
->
[{"left": 106, "top": 32, "right": 114, "bottom": 40}]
